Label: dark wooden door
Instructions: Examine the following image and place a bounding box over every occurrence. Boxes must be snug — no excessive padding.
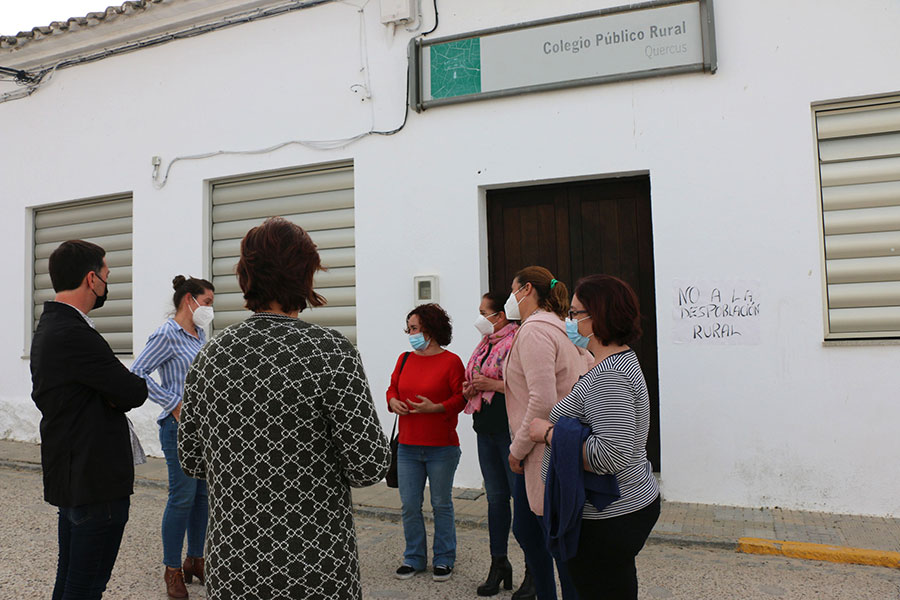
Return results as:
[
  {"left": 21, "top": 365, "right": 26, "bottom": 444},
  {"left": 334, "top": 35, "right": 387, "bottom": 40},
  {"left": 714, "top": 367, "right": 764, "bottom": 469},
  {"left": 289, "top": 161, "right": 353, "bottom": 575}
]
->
[{"left": 487, "top": 176, "right": 661, "bottom": 471}]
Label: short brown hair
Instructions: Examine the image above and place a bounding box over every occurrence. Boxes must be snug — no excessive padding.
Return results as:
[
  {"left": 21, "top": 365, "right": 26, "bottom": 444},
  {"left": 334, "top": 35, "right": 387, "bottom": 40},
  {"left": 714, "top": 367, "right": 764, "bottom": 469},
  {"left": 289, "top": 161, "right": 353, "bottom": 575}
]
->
[
  {"left": 48, "top": 240, "right": 105, "bottom": 292},
  {"left": 407, "top": 303, "right": 453, "bottom": 347},
  {"left": 574, "top": 275, "right": 642, "bottom": 345},
  {"left": 236, "top": 217, "right": 326, "bottom": 313},
  {"left": 513, "top": 266, "right": 569, "bottom": 320}
]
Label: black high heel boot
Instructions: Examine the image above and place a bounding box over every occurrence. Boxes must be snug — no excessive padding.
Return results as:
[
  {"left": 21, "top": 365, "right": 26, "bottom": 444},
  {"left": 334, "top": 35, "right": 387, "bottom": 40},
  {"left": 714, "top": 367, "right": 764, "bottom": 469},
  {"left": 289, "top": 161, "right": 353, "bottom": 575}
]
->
[
  {"left": 511, "top": 566, "right": 536, "bottom": 600},
  {"left": 477, "top": 556, "right": 513, "bottom": 596}
]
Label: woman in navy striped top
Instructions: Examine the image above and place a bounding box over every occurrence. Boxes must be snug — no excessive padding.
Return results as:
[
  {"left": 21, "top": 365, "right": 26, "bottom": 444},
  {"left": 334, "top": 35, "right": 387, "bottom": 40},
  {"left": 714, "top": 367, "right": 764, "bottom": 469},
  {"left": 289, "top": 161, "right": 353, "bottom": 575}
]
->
[
  {"left": 531, "top": 275, "right": 660, "bottom": 600},
  {"left": 131, "top": 275, "right": 215, "bottom": 599}
]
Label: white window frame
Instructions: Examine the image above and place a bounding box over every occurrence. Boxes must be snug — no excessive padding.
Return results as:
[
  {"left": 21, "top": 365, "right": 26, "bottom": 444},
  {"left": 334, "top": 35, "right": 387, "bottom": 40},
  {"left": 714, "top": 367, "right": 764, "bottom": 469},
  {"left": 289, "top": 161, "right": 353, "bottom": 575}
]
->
[
  {"left": 28, "top": 193, "right": 134, "bottom": 355},
  {"left": 814, "top": 92, "right": 900, "bottom": 340},
  {"left": 208, "top": 161, "right": 357, "bottom": 341}
]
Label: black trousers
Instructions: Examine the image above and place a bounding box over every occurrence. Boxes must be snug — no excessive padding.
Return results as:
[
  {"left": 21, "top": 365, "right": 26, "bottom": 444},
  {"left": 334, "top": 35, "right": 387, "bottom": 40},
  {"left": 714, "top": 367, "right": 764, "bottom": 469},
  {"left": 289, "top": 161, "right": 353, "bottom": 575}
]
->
[
  {"left": 566, "top": 495, "right": 660, "bottom": 600},
  {"left": 53, "top": 497, "right": 130, "bottom": 600}
]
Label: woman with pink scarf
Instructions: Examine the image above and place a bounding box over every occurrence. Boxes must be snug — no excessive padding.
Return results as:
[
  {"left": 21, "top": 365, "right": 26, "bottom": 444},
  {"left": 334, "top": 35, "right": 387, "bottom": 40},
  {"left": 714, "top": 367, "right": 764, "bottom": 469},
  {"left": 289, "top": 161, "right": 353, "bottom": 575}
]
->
[{"left": 463, "top": 292, "right": 530, "bottom": 598}]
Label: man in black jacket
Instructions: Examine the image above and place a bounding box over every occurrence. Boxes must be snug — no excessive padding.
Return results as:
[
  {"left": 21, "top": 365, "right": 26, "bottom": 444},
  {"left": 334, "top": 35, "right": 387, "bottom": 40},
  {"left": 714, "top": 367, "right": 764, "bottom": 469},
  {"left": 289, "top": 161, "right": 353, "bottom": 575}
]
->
[{"left": 31, "top": 239, "right": 148, "bottom": 600}]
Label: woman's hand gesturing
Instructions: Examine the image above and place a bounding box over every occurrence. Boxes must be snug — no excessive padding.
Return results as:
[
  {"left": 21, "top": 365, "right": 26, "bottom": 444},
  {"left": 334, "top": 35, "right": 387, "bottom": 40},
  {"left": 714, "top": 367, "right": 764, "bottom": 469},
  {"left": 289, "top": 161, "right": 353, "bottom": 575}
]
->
[
  {"left": 389, "top": 397, "right": 409, "bottom": 415},
  {"left": 407, "top": 395, "right": 445, "bottom": 414}
]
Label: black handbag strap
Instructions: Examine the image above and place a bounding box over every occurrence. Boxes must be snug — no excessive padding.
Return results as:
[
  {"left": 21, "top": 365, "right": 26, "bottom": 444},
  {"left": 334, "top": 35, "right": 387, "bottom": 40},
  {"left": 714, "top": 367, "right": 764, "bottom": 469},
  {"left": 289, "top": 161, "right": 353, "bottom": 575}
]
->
[{"left": 390, "top": 352, "right": 412, "bottom": 437}]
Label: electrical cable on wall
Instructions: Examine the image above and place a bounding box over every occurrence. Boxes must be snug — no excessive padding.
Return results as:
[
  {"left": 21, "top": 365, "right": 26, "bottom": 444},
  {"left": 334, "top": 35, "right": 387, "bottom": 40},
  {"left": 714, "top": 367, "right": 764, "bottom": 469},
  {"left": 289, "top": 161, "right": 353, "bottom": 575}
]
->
[
  {"left": 1, "top": 0, "right": 339, "bottom": 105},
  {"left": 0, "top": 0, "right": 439, "bottom": 183},
  {"left": 0, "top": 66, "right": 38, "bottom": 84},
  {"left": 0, "top": 64, "right": 58, "bottom": 102},
  {"left": 421, "top": 0, "right": 438, "bottom": 36},
  {"left": 347, "top": 0, "right": 375, "bottom": 129},
  {"left": 2, "top": 0, "right": 437, "bottom": 105},
  {"left": 152, "top": 0, "right": 439, "bottom": 188},
  {"left": 151, "top": 135, "right": 369, "bottom": 189},
  {"left": 375, "top": 0, "right": 435, "bottom": 134}
]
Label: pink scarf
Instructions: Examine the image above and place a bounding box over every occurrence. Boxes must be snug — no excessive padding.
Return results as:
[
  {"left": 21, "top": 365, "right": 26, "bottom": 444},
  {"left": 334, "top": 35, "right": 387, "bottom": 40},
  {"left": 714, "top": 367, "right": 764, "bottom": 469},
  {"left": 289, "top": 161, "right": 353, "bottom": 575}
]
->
[{"left": 464, "top": 322, "right": 518, "bottom": 414}]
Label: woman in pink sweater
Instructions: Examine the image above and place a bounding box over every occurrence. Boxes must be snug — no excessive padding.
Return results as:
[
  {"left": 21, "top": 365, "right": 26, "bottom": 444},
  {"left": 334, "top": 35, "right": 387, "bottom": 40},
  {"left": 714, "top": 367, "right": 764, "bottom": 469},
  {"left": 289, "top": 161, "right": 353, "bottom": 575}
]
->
[{"left": 504, "top": 266, "right": 591, "bottom": 600}]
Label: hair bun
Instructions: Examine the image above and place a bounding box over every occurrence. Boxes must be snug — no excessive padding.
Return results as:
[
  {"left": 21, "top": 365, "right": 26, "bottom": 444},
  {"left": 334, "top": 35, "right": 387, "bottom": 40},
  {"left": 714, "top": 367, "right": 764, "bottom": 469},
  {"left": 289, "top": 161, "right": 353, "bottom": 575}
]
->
[{"left": 172, "top": 275, "right": 186, "bottom": 289}]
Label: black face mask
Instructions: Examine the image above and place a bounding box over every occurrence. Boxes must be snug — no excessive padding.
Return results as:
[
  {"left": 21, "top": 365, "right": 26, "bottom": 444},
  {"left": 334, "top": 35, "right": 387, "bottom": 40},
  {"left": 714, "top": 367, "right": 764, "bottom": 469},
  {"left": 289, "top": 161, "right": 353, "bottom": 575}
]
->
[{"left": 92, "top": 273, "right": 108, "bottom": 310}]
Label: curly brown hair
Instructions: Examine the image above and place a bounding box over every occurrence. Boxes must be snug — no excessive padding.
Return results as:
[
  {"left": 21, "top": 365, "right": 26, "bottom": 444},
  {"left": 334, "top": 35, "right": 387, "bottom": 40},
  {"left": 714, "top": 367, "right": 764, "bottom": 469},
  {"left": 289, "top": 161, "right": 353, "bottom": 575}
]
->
[
  {"left": 236, "top": 217, "right": 326, "bottom": 313},
  {"left": 406, "top": 303, "right": 453, "bottom": 346}
]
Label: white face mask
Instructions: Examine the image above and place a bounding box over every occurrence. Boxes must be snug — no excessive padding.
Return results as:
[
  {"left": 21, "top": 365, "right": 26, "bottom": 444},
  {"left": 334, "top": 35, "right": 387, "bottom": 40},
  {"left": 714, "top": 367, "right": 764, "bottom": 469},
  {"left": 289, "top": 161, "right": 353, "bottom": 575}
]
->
[
  {"left": 474, "top": 312, "right": 498, "bottom": 337},
  {"left": 190, "top": 296, "right": 215, "bottom": 329},
  {"left": 503, "top": 286, "right": 526, "bottom": 321}
]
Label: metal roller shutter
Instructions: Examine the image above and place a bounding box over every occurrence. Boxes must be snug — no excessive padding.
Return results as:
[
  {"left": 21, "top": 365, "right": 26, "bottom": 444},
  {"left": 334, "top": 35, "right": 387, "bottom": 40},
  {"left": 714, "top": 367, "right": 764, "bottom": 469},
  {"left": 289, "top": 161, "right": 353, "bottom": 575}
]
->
[
  {"left": 817, "top": 99, "right": 900, "bottom": 338},
  {"left": 210, "top": 164, "right": 356, "bottom": 342},
  {"left": 33, "top": 195, "right": 134, "bottom": 353}
]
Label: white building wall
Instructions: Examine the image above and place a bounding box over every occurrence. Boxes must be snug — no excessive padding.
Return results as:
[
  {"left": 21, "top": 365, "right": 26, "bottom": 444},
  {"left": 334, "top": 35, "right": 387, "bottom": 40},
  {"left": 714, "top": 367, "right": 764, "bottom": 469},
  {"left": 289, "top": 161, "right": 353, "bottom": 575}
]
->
[{"left": 2, "top": 0, "right": 899, "bottom": 515}]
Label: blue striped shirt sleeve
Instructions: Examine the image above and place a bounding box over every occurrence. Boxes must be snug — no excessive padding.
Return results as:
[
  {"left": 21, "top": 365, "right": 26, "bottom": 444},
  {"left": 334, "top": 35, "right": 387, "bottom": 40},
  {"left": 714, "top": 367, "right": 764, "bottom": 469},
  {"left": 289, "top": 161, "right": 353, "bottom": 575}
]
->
[{"left": 131, "top": 330, "right": 181, "bottom": 413}]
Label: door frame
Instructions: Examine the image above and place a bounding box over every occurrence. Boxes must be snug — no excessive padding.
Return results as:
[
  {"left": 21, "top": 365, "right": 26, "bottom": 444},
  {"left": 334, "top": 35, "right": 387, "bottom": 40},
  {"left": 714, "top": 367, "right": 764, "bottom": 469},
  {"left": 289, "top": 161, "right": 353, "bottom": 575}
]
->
[{"left": 478, "top": 170, "right": 662, "bottom": 471}]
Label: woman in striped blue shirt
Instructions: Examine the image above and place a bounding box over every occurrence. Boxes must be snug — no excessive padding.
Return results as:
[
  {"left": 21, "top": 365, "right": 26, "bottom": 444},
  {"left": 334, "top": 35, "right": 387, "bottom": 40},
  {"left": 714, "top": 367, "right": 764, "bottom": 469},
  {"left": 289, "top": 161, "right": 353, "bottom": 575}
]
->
[
  {"left": 132, "top": 275, "right": 215, "bottom": 599},
  {"left": 531, "top": 275, "right": 660, "bottom": 600}
]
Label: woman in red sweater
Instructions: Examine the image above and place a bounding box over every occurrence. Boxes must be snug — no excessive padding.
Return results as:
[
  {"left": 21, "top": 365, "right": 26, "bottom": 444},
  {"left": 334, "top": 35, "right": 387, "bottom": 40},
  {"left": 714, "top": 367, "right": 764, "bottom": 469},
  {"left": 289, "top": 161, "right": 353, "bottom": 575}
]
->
[{"left": 387, "top": 303, "right": 465, "bottom": 583}]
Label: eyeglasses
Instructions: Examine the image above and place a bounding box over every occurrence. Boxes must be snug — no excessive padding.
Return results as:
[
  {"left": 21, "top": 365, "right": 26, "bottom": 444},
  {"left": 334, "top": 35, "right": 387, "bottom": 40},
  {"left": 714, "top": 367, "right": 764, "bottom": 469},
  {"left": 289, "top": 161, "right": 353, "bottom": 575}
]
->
[{"left": 567, "top": 309, "right": 589, "bottom": 320}]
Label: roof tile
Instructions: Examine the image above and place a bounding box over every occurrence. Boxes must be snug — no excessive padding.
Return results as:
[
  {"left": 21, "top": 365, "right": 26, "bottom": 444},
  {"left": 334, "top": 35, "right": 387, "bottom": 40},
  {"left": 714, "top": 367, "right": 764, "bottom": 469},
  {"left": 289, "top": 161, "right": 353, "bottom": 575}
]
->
[{"left": 1, "top": 0, "right": 166, "bottom": 51}]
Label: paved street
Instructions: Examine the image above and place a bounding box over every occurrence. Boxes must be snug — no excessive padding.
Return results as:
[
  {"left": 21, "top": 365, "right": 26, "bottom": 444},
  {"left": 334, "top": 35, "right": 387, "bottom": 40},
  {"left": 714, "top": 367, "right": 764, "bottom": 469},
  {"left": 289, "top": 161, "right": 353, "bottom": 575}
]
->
[{"left": 2, "top": 467, "right": 899, "bottom": 599}]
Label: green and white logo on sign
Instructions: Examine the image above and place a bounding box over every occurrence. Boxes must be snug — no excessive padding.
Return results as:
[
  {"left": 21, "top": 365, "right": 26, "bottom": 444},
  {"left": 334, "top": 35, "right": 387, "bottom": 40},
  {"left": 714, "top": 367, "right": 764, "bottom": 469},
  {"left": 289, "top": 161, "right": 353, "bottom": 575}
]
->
[{"left": 429, "top": 38, "right": 482, "bottom": 100}]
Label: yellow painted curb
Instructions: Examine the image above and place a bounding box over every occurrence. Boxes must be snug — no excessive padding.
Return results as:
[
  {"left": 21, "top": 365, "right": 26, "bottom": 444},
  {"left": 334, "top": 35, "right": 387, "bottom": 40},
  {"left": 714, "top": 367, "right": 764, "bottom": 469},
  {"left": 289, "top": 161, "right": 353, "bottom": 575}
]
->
[{"left": 737, "top": 537, "right": 900, "bottom": 569}]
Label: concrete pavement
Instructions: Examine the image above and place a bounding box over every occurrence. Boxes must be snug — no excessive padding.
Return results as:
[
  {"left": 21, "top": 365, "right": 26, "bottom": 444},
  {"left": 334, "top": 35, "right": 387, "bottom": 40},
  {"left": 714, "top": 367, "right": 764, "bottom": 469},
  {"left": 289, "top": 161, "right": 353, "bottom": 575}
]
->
[
  {"left": 5, "top": 465, "right": 900, "bottom": 600},
  {"left": 2, "top": 438, "right": 898, "bottom": 570}
]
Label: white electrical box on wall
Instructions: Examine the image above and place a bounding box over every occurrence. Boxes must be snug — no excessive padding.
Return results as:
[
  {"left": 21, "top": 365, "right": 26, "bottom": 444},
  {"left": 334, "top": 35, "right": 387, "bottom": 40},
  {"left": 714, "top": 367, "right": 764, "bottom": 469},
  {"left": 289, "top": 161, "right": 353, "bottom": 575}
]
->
[
  {"left": 380, "top": 0, "right": 415, "bottom": 24},
  {"left": 414, "top": 275, "right": 438, "bottom": 305}
]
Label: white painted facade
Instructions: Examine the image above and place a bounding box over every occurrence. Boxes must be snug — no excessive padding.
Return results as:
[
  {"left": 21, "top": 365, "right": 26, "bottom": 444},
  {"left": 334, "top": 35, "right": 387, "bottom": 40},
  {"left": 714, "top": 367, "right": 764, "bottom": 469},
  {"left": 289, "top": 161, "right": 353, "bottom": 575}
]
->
[{"left": 2, "top": 0, "right": 899, "bottom": 516}]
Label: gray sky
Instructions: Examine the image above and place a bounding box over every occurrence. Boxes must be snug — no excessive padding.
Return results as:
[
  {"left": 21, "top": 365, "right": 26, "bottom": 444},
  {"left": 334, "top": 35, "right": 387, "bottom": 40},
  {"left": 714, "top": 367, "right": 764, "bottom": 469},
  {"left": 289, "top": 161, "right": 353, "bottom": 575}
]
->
[{"left": 1, "top": 2, "right": 112, "bottom": 37}]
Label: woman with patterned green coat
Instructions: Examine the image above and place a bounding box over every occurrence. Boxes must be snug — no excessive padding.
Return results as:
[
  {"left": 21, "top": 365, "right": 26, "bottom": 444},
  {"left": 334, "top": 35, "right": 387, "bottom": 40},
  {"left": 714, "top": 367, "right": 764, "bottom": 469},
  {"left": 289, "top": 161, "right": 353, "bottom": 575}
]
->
[{"left": 179, "top": 217, "right": 391, "bottom": 600}]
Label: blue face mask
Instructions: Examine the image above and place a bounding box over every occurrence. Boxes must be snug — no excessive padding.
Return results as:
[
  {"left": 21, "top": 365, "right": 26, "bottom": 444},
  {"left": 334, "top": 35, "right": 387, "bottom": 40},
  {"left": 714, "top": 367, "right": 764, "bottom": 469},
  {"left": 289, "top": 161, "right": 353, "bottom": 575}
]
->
[
  {"left": 409, "top": 333, "right": 428, "bottom": 351},
  {"left": 565, "top": 318, "right": 592, "bottom": 348}
]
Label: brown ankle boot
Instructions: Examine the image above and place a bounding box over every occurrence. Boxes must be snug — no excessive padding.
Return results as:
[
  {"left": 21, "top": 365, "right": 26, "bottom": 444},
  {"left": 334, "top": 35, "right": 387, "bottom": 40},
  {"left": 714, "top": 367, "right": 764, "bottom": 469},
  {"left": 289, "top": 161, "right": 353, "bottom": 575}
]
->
[
  {"left": 164, "top": 567, "right": 188, "bottom": 599},
  {"left": 183, "top": 556, "right": 205, "bottom": 585}
]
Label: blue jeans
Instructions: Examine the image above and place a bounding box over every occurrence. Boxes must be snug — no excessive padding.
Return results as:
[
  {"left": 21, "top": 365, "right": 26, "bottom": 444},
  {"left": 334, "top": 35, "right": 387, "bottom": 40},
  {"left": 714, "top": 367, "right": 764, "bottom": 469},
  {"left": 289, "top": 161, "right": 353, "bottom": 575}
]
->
[
  {"left": 397, "top": 444, "right": 461, "bottom": 570},
  {"left": 512, "top": 474, "right": 579, "bottom": 600},
  {"left": 477, "top": 431, "right": 516, "bottom": 557},
  {"left": 160, "top": 415, "right": 208, "bottom": 568},
  {"left": 53, "top": 497, "right": 130, "bottom": 600}
]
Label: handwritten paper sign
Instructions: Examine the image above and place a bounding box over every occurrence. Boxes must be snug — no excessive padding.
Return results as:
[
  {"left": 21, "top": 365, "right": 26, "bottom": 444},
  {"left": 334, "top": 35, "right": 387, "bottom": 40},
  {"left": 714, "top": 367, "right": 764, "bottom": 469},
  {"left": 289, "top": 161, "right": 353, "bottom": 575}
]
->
[{"left": 673, "top": 280, "right": 761, "bottom": 344}]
